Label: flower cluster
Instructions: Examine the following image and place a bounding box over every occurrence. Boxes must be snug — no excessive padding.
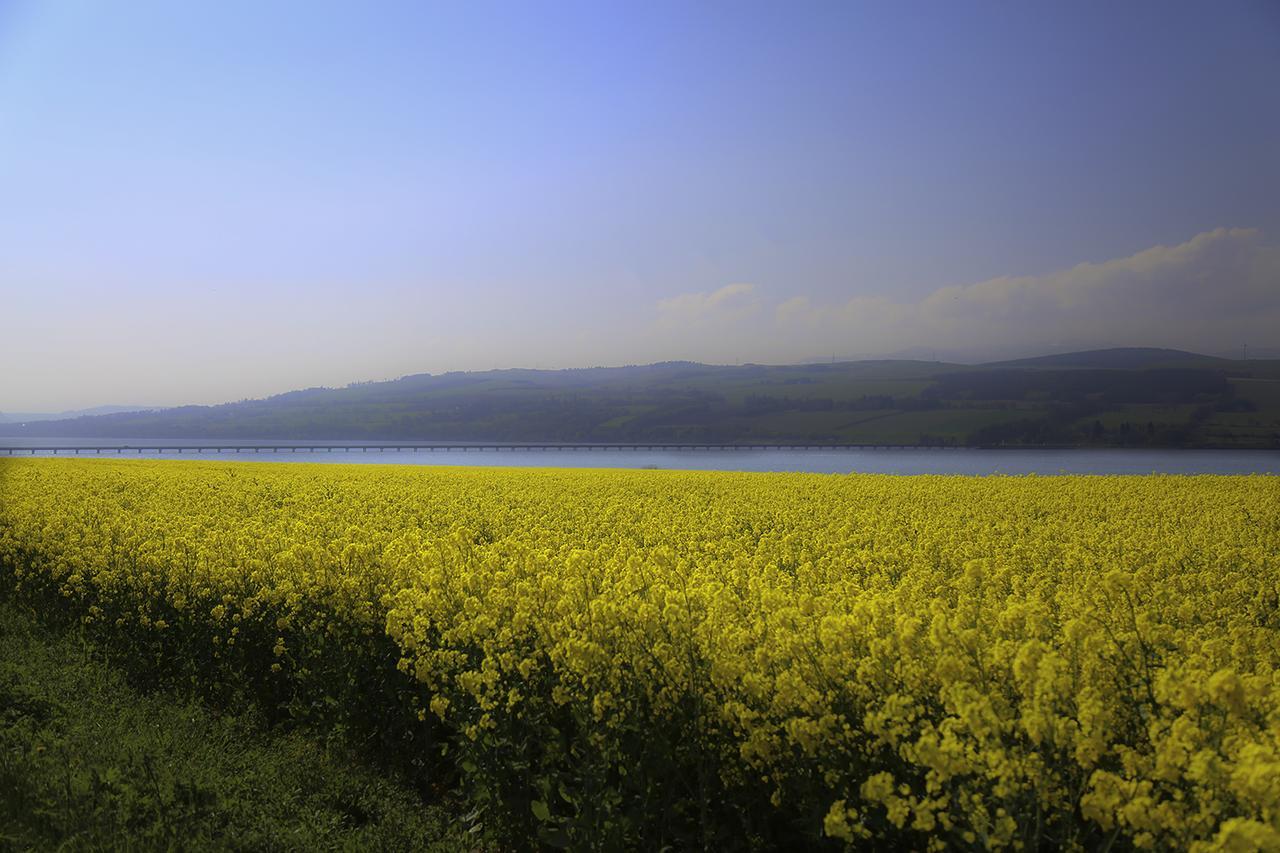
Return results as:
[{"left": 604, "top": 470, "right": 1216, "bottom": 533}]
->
[{"left": 1, "top": 458, "right": 1277, "bottom": 849}]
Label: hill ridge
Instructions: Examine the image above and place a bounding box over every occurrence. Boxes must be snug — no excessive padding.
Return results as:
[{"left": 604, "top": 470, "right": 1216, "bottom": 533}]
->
[
  {"left": 982, "top": 347, "right": 1225, "bottom": 370},
  {"left": 2, "top": 347, "right": 1276, "bottom": 448}
]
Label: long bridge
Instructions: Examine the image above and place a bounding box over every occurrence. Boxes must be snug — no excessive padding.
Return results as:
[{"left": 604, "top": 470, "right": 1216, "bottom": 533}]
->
[{"left": 0, "top": 442, "right": 961, "bottom": 455}]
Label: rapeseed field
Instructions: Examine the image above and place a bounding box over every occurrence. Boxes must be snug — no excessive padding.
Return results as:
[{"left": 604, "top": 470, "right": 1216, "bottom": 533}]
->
[{"left": 1, "top": 458, "right": 1277, "bottom": 850}]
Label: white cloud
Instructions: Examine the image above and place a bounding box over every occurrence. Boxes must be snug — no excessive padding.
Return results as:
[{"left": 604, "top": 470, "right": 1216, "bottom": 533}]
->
[
  {"left": 761, "top": 227, "right": 1280, "bottom": 360},
  {"left": 656, "top": 283, "right": 758, "bottom": 326}
]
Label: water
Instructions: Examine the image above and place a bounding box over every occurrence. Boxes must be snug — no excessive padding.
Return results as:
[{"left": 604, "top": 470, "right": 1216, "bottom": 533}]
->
[{"left": 1, "top": 438, "right": 1277, "bottom": 474}]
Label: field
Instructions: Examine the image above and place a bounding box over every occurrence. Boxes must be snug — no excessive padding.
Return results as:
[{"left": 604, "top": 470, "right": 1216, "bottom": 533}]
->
[{"left": 1, "top": 458, "right": 1279, "bottom": 850}]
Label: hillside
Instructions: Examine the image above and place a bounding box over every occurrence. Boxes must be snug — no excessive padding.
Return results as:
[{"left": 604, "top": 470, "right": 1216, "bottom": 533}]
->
[
  {"left": 2, "top": 351, "right": 1278, "bottom": 447},
  {"left": 0, "top": 405, "right": 160, "bottom": 424},
  {"left": 984, "top": 347, "right": 1228, "bottom": 370}
]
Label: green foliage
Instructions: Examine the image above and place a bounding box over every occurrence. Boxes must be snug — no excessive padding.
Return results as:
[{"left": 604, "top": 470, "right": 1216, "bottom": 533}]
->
[{"left": 0, "top": 600, "right": 477, "bottom": 852}]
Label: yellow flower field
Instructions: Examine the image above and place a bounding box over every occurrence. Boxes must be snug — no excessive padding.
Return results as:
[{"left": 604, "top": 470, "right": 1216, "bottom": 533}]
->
[{"left": 1, "top": 458, "right": 1278, "bottom": 850}]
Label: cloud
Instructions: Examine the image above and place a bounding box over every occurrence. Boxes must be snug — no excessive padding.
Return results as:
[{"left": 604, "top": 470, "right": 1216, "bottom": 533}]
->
[
  {"left": 765, "top": 227, "right": 1280, "bottom": 360},
  {"left": 656, "top": 283, "right": 758, "bottom": 326},
  {"left": 774, "top": 295, "right": 812, "bottom": 323}
]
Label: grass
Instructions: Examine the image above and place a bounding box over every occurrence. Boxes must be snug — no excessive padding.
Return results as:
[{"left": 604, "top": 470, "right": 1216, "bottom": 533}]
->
[
  {"left": 1077, "top": 404, "right": 1201, "bottom": 429},
  {"left": 832, "top": 408, "right": 1030, "bottom": 443},
  {"left": 707, "top": 377, "right": 935, "bottom": 406},
  {"left": 0, "top": 599, "right": 480, "bottom": 852},
  {"left": 1229, "top": 377, "right": 1280, "bottom": 408}
]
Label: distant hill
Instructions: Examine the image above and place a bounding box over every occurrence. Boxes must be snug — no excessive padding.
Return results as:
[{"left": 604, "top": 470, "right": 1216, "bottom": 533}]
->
[
  {"left": 0, "top": 405, "right": 162, "bottom": 424},
  {"left": 982, "top": 347, "right": 1226, "bottom": 370},
  {"left": 1, "top": 351, "right": 1277, "bottom": 447}
]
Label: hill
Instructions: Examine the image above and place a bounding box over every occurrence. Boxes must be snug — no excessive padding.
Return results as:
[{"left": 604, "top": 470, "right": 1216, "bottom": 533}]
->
[
  {"left": 1, "top": 350, "right": 1277, "bottom": 447},
  {"left": 984, "top": 347, "right": 1227, "bottom": 370},
  {"left": 0, "top": 405, "right": 161, "bottom": 424}
]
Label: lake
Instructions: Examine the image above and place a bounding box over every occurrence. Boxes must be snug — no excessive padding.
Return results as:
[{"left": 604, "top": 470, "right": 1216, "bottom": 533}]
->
[{"left": 1, "top": 438, "right": 1277, "bottom": 474}]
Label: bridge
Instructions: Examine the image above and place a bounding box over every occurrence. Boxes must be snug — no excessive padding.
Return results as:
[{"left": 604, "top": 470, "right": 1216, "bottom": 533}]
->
[{"left": 0, "top": 442, "right": 960, "bottom": 455}]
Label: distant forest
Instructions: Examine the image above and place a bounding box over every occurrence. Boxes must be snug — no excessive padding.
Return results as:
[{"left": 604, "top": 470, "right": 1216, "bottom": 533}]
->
[{"left": 3, "top": 349, "right": 1278, "bottom": 448}]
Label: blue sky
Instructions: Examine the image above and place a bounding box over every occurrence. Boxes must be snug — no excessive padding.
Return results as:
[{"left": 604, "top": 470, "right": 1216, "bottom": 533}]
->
[{"left": 1, "top": 1, "right": 1278, "bottom": 410}]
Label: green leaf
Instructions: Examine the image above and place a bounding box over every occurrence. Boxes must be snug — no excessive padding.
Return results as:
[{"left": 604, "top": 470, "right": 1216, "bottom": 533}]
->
[
  {"left": 531, "top": 799, "right": 551, "bottom": 822},
  {"left": 538, "top": 826, "right": 571, "bottom": 848}
]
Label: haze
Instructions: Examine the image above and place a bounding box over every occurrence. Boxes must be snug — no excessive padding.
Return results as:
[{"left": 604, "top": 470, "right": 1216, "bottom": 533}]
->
[{"left": 2, "top": 1, "right": 1278, "bottom": 412}]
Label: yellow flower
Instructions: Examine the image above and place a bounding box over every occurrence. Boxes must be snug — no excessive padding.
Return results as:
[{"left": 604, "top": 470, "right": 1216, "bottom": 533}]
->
[{"left": 2, "top": 458, "right": 1277, "bottom": 850}]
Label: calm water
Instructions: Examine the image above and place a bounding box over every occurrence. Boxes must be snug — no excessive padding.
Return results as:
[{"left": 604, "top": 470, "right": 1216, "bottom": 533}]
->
[{"left": 1, "top": 438, "right": 1277, "bottom": 474}]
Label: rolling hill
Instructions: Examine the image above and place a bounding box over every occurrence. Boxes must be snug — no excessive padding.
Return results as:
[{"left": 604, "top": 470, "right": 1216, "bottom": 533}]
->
[
  {"left": 983, "top": 347, "right": 1229, "bottom": 370},
  {"left": 0, "top": 405, "right": 161, "bottom": 424},
  {"left": 2, "top": 350, "right": 1277, "bottom": 447}
]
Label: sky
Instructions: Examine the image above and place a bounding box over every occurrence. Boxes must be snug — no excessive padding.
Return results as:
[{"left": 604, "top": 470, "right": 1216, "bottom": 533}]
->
[{"left": 1, "top": 1, "right": 1278, "bottom": 411}]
